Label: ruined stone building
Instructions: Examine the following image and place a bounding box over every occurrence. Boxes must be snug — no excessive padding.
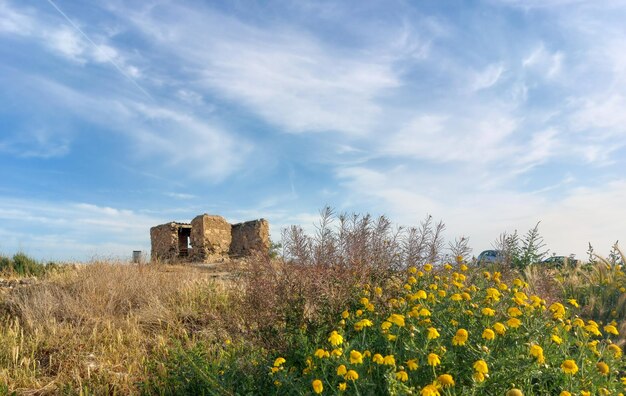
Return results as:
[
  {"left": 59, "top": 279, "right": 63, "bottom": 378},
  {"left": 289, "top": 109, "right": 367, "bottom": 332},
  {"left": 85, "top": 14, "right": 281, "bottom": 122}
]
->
[{"left": 150, "top": 214, "right": 270, "bottom": 262}]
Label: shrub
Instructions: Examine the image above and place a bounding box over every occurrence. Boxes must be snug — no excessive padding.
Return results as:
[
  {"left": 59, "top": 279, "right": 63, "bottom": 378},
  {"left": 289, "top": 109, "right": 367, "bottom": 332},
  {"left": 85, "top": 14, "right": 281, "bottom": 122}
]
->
[
  {"left": 270, "top": 262, "right": 625, "bottom": 395},
  {"left": 0, "top": 252, "right": 50, "bottom": 277}
]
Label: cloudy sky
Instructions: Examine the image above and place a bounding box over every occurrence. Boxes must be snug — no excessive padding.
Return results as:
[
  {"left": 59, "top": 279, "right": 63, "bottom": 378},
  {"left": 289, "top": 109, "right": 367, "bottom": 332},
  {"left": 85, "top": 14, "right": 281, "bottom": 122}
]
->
[{"left": 1, "top": 0, "right": 625, "bottom": 261}]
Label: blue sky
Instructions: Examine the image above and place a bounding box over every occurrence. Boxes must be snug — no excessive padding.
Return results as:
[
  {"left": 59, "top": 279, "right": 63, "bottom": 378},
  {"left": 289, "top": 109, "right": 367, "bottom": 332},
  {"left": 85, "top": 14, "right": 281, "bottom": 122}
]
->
[{"left": 1, "top": 0, "right": 625, "bottom": 261}]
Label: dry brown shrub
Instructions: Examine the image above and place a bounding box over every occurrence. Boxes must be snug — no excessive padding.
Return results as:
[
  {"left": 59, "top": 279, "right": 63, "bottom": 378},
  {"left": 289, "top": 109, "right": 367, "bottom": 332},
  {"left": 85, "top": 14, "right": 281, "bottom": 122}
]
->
[{"left": 0, "top": 261, "right": 236, "bottom": 394}]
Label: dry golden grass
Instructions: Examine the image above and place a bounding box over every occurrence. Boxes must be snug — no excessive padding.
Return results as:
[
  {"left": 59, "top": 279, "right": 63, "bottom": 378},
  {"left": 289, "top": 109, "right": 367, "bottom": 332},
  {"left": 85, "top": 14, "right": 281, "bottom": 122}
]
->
[{"left": 0, "top": 261, "right": 236, "bottom": 394}]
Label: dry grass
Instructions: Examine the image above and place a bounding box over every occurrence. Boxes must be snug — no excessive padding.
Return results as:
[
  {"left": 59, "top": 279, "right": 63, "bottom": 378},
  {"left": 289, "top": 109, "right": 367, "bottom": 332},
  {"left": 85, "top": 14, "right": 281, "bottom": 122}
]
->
[{"left": 0, "top": 261, "right": 236, "bottom": 394}]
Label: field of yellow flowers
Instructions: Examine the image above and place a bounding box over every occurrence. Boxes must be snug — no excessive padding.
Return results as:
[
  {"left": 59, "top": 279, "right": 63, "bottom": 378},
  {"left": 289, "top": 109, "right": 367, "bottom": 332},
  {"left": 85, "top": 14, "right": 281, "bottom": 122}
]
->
[{"left": 267, "top": 260, "right": 625, "bottom": 395}]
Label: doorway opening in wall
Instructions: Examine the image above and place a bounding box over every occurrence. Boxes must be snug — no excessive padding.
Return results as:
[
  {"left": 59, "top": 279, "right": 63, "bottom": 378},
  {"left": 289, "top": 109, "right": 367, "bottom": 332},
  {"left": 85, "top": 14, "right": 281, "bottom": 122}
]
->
[{"left": 177, "top": 226, "right": 192, "bottom": 257}]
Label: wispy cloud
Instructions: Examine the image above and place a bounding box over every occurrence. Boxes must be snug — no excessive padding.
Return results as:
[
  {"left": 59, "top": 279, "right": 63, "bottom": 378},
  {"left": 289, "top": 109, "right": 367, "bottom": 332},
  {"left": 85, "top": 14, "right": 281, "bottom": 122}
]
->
[{"left": 118, "top": 2, "right": 419, "bottom": 135}]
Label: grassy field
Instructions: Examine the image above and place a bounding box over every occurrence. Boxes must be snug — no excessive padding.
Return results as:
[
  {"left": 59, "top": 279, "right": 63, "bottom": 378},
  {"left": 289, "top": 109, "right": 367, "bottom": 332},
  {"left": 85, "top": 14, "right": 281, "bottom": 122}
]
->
[{"left": 1, "top": 219, "right": 625, "bottom": 395}]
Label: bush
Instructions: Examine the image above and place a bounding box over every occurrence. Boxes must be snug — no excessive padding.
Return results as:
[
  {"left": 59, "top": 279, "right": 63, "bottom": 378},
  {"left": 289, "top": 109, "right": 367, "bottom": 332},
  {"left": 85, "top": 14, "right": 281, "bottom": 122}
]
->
[
  {"left": 269, "top": 262, "right": 625, "bottom": 395},
  {"left": 0, "top": 252, "right": 49, "bottom": 277}
]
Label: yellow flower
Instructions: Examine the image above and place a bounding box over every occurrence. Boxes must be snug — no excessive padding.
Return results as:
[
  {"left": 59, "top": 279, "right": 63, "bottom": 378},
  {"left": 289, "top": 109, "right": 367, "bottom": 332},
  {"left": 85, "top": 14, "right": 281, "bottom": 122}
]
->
[
  {"left": 372, "top": 353, "right": 384, "bottom": 364},
  {"left": 460, "top": 264, "right": 468, "bottom": 271},
  {"left": 424, "top": 263, "right": 433, "bottom": 272},
  {"left": 486, "top": 287, "right": 500, "bottom": 301},
  {"left": 462, "top": 292, "right": 471, "bottom": 300},
  {"left": 482, "top": 307, "right": 496, "bottom": 316},
  {"left": 584, "top": 323, "right": 602, "bottom": 336},
  {"left": 473, "top": 359, "right": 488, "bottom": 374},
  {"left": 560, "top": 392, "right": 572, "bottom": 396},
  {"left": 338, "top": 382, "right": 347, "bottom": 391},
  {"left": 419, "top": 308, "right": 432, "bottom": 317},
  {"left": 561, "top": 359, "right": 578, "bottom": 375},
  {"left": 345, "top": 370, "right": 359, "bottom": 381},
  {"left": 506, "top": 390, "right": 524, "bottom": 396},
  {"left": 395, "top": 370, "right": 408, "bottom": 382},
  {"left": 328, "top": 331, "right": 343, "bottom": 346},
  {"left": 374, "top": 286, "right": 383, "bottom": 296},
  {"left": 273, "top": 357, "right": 286, "bottom": 367},
  {"left": 388, "top": 313, "right": 406, "bottom": 327},
  {"left": 315, "top": 349, "right": 328, "bottom": 358},
  {"left": 551, "top": 334, "right": 562, "bottom": 344},
  {"left": 381, "top": 321, "right": 392, "bottom": 330},
  {"left": 331, "top": 348, "right": 343, "bottom": 357},
  {"left": 482, "top": 328, "right": 495, "bottom": 340},
  {"left": 530, "top": 345, "right": 545, "bottom": 363},
  {"left": 596, "top": 361, "right": 609, "bottom": 376},
  {"left": 387, "top": 334, "right": 397, "bottom": 341},
  {"left": 451, "top": 293, "right": 463, "bottom": 301},
  {"left": 350, "top": 350, "right": 363, "bottom": 364},
  {"left": 507, "top": 317, "right": 521, "bottom": 329},
  {"left": 408, "top": 276, "right": 417, "bottom": 284},
  {"left": 452, "top": 328, "right": 469, "bottom": 346},
  {"left": 427, "top": 327, "right": 440, "bottom": 339},
  {"left": 493, "top": 322, "right": 506, "bottom": 335},
  {"left": 421, "top": 384, "right": 441, "bottom": 396},
  {"left": 604, "top": 324, "right": 619, "bottom": 335},
  {"left": 437, "top": 374, "right": 455, "bottom": 387},
  {"left": 567, "top": 299, "right": 579, "bottom": 308},
  {"left": 354, "top": 319, "right": 373, "bottom": 331},
  {"left": 337, "top": 365, "right": 347, "bottom": 376},
  {"left": 341, "top": 310, "right": 350, "bottom": 319},
  {"left": 549, "top": 302, "right": 566, "bottom": 319},
  {"left": 408, "top": 266, "right": 417, "bottom": 274},
  {"left": 473, "top": 372, "right": 485, "bottom": 382},
  {"left": 572, "top": 318, "right": 584, "bottom": 327},
  {"left": 383, "top": 355, "right": 396, "bottom": 366},
  {"left": 312, "top": 379, "right": 323, "bottom": 394},
  {"left": 406, "top": 359, "right": 419, "bottom": 371},
  {"left": 608, "top": 344, "right": 622, "bottom": 358},
  {"left": 508, "top": 307, "right": 523, "bottom": 317},
  {"left": 428, "top": 353, "right": 441, "bottom": 366},
  {"left": 580, "top": 392, "right": 590, "bottom": 396}
]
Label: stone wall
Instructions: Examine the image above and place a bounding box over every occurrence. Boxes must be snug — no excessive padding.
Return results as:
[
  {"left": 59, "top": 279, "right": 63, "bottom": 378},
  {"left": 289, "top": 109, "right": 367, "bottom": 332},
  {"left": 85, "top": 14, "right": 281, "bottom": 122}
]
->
[
  {"left": 230, "top": 219, "right": 270, "bottom": 257},
  {"left": 150, "top": 223, "right": 180, "bottom": 262},
  {"left": 150, "top": 214, "right": 270, "bottom": 263},
  {"left": 189, "top": 214, "right": 232, "bottom": 262}
]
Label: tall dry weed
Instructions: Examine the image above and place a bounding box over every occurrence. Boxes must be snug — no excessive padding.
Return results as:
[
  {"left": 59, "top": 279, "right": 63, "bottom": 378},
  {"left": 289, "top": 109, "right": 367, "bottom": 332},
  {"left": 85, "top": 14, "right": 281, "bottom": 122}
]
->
[{"left": 0, "top": 261, "right": 235, "bottom": 394}]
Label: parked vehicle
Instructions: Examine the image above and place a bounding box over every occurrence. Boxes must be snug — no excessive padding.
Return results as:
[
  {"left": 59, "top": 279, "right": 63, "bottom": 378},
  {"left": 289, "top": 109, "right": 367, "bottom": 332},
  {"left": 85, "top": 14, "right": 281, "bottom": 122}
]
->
[
  {"left": 542, "top": 255, "right": 579, "bottom": 268},
  {"left": 476, "top": 250, "right": 504, "bottom": 265}
]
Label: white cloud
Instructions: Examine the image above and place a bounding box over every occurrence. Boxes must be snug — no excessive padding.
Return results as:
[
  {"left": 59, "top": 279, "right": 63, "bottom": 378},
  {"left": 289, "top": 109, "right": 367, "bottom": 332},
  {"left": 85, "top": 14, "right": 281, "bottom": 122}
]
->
[
  {"left": 335, "top": 165, "right": 626, "bottom": 258},
  {"left": 523, "top": 44, "right": 563, "bottom": 79},
  {"left": 471, "top": 63, "right": 505, "bottom": 91},
  {"left": 0, "top": 0, "right": 34, "bottom": 35},
  {"left": 0, "top": 197, "right": 162, "bottom": 261},
  {"left": 0, "top": 129, "right": 71, "bottom": 158},
  {"left": 383, "top": 112, "right": 519, "bottom": 165},
  {"left": 45, "top": 25, "right": 87, "bottom": 62},
  {"left": 121, "top": 3, "right": 411, "bottom": 135}
]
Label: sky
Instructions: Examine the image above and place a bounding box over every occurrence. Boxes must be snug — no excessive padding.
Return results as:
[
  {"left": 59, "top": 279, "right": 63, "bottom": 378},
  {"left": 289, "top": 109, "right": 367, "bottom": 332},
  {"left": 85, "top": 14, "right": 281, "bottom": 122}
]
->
[{"left": 1, "top": 0, "right": 625, "bottom": 261}]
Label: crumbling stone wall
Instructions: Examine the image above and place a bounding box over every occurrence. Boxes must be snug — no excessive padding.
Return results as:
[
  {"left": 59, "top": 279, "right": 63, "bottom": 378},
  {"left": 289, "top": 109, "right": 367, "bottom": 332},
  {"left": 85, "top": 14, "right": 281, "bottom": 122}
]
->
[
  {"left": 150, "top": 214, "right": 269, "bottom": 263},
  {"left": 190, "top": 214, "right": 232, "bottom": 262},
  {"left": 150, "top": 223, "right": 181, "bottom": 262},
  {"left": 230, "top": 219, "right": 270, "bottom": 257}
]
